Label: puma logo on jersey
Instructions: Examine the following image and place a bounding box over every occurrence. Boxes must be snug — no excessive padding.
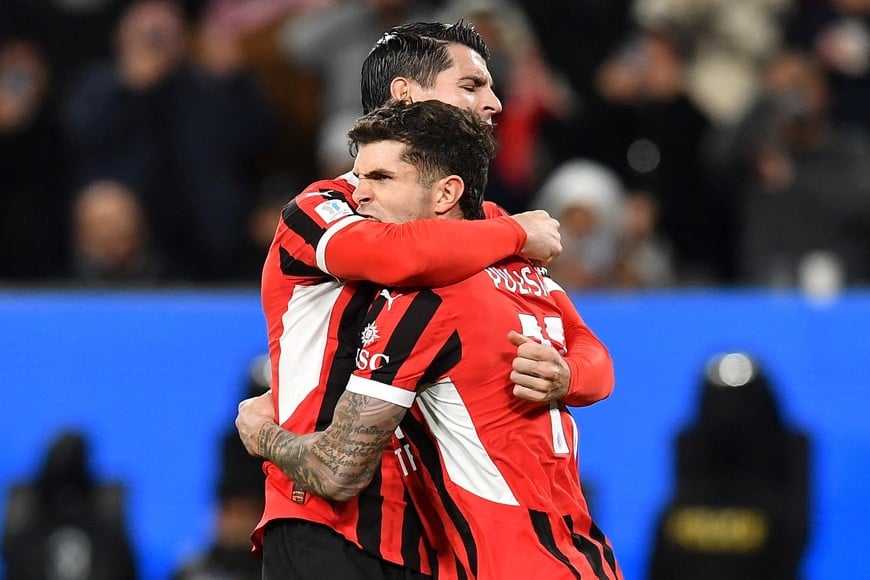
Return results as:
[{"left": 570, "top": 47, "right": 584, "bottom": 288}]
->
[{"left": 379, "top": 289, "right": 402, "bottom": 310}]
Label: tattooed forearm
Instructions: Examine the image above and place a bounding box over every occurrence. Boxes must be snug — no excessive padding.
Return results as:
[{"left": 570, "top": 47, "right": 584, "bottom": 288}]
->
[{"left": 258, "top": 391, "right": 407, "bottom": 501}]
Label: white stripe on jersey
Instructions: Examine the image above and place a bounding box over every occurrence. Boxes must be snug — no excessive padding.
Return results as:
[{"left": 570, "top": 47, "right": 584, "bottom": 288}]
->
[
  {"left": 347, "top": 375, "right": 417, "bottom": 408},
  {"left": 549, "top": 402, "right": 571, "bottom": 455},
  {"left": 570, "top": 412, "right": 579, "bottom": 458},
  {"left": 415, "top": 379, "right": 519, "bottom": 506},
  {"left": 316, "top": 215, "right": 366, "bottom": 275},
  {"left": 277, "top": 282, "right": 344, "bottom": 424}
]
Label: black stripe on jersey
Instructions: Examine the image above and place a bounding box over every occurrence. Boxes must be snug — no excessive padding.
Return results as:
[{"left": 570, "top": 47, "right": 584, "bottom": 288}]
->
[
  {"left": 281, "top": 189, "right": 349, "bottom": 247},
  {"left": 309, "top": 282, "right": 388, "bottom": 558},
  {"left": 589, "top": 520, "right": 618, "bottom": 576},
  {"left": 455, "top": 555, "right": 468, "bottom": 580},
  {"left": 563, "top": 514, "right": 608, "bottom": 580},
  {"left": 279, "top": 246, "right": 327, "bottom": 278},
  {"left": 528, "top": 510, "right": 583, "bottom": 580},
  {"left": 400, "top": 487, "right": 423, "bottom": 572},
  {"left": 281, "top": 197, "right": 324, "bottom": 247},
  {"left": 372, "top": 290, "right": 442, "bottom": 385},
  {"left": 423, "top": 534, "right": 438, "bottom": 579},
  {"left": 315, "top": 282, "right": 377, "bottom": 430},
  {"left": 417, "top": 330, "right": 461, "bottom": 387},
  {"left": 401, "top": 413, "right": 478, "bottom": 578},
  {"left": 356, "top": 465, "right": 384, "bottom": 558}
]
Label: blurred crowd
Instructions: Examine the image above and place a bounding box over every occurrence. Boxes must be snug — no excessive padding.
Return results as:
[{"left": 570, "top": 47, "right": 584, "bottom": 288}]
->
[{"left": 2, "top": 0, "right": 870, "bottom": 291}]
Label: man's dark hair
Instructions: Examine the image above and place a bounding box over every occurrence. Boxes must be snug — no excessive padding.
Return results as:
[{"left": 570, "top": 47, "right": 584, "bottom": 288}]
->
[
  {"left": 348, "top": 100, "right": 497, "bottom": 220},
  {"left": 360, "top": 20, "right": 491, "bottom": 114}
]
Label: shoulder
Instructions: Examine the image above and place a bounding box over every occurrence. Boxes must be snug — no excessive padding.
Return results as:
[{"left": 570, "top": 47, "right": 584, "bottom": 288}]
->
[{"left": 281, "top": 176, "right": 359, "bottom": 226}]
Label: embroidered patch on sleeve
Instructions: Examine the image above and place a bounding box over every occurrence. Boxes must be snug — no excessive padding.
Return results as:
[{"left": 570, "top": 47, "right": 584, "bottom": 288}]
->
[{"left": 314, "top": 199, "right": 354, "bottom": 223}]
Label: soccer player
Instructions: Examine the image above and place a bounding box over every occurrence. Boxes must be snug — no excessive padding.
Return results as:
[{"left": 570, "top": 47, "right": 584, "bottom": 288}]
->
[
  {"left": 239, "top": 99, "right": 622, "bottom": 579},
  {"left": 254, "top": 21, "right": 614, "bottom": 580}
]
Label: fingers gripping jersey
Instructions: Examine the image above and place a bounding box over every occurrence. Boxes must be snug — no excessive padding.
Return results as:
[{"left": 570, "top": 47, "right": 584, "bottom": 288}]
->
[{"left": 348, "top": 258, "right": 623, "bottom": 580}]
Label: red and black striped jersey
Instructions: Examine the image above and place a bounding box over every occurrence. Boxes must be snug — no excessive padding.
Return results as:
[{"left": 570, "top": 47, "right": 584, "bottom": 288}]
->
[
  {"left": 348, "top": 257, "right": 623, "bottom": 580},
  {"left": 255, "top": 173, "right": 532, "bottom": 571}
]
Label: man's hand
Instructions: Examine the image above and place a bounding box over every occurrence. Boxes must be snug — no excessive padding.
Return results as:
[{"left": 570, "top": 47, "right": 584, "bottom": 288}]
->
[
  {"left": 510, "top": 210, "right": 562, "bottom": 265},
  {"left": 508, "top": 331, "right": 570, "bottom": 403},
  {"left": 236, "top": 391, "right": 276, "bottom": 457}
]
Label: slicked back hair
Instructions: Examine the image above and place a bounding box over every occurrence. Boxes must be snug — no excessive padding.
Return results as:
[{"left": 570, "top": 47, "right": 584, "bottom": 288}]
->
[
  {"left": 348, "top": 100, "right": 497, "bottom": 220},
  {"left": 360, "top": 20, "right": 491, "bottom": 114}
]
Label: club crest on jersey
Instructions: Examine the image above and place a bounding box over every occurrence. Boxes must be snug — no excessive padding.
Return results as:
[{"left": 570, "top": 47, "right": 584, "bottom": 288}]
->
[
  {"left": 360, "top": 322, "right": 380, "bottom": 347},
  {"left": 314, "top": 199, "right": 353, "bottom": 223},
  {"left": 291, "top": 484, "right": 307, "bottom": 504}
]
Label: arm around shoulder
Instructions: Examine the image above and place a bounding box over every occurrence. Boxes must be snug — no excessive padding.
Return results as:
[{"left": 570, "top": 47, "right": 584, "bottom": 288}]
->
[{"left": 322, "top": 217, "right": 526, "bottom": 287}]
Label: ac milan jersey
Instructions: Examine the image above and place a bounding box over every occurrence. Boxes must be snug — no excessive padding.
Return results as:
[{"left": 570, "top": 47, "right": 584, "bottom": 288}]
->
[
  {"left": 348, "top": 257, "right": 623, "bottom": 580},
  {"left": 255, "top": 173, "right": 531, "bottom": 571}
]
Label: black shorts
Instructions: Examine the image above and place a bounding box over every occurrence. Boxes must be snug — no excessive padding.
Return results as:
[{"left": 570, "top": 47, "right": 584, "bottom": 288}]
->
[{"left": 262, "top": 519, "right": 431, "bottom": 580}]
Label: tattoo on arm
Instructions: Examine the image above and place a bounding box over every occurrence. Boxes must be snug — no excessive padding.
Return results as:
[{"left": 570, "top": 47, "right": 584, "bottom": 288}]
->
[{"left": 258, "top": 391, "right": 407, "bottom": 500}]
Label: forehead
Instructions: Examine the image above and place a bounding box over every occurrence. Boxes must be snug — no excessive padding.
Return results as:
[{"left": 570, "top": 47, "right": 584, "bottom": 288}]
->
[
  {"left": 437, "top": 44, "right": 493, "bottom": 84},
  {"left": 353, "top": 140, "right": 414, "bottom": 173}
]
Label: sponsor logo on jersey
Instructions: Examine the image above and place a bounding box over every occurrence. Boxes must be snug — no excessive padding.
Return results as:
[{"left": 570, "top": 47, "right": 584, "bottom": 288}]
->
[
  {"left": 314, "top": 199, "right": 354, "bottom": 223},
  {"left": 355, "top": 348, "right": 391, "bottom": 371},
  {"left": 360, "top": 322, "right": 380, "bottom": 347}
]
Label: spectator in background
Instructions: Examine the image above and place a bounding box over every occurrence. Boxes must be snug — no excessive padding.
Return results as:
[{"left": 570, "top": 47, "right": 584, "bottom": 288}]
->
[
  {"left": 0, "top": 0, "right": 132, "bottom": 101},
  {"left": 786, "top": 0, "right": 870, "bottom": 135},
  {"left": 173, "top": 355, "right": 269, "bottom": 580},
  {"left": 632, "top": 0, "right": 791, "bottom": 125},
  {"left": 1, "top": 430, "right": 138, "bottom": 579},
  {"left": 71, "top": 180, "right": 163, "bottom": 285},
  {"left": 649, "top": 352, "right": 811, "bottom": 579},
  {"left": 559, "top": 26, "right": 736, "bottom": 285},
  {"left": 511, "top": 0, "right": 633, "bottom": 109},
  {"left": 0, "top": 38, "right": 70, "bottom": 281},
  {"left": 277, "top": 0, "right": 440, "bottom": 176},
  {"left": 532, "top": 159, "right": 672, "bottom": 291},
  {"left": 617, "top": 193, "right": 674, "bottom": 289},
  {"left": 706, "top": 48, "right": 870, "bottom": 288},
  {"left": 62, "top": 0, "right": 275, "bottom": 282},
  {"left": 234, "top": 172, "right": 308, "bottom": 279}
]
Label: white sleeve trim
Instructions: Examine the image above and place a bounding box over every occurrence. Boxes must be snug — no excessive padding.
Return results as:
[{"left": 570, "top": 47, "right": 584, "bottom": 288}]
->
[
  {"left": 346, "top": 374, "right": 416, "bottom": 408},
  {"left": 315, "top": 215, "right": 367, "bottom": 274}
]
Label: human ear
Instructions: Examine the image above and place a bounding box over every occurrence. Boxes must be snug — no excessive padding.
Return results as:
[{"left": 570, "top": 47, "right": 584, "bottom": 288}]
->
[
  {"left": 433, "top": 175, "right": 464, "bottom": 217},
  {"left": 389, "top": 77, "right": 411, "bottom": 102}
]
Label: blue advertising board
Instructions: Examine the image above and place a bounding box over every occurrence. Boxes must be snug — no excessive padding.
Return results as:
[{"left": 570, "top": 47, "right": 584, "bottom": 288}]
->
[{"left": 0, "top": 290, "right": 867, "bottom": 579}]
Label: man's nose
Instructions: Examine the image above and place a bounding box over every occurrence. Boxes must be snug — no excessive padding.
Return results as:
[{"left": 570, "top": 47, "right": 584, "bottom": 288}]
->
[
  {"left": 352, "top": 182, "right": 371, "bottom": 205},
  {"left": 484, "top": 90, "right": 503, "bottom": 117}
]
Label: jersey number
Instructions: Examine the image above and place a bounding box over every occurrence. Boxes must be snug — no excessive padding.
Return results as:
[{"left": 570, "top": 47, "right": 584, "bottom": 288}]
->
[{"left": 516, "top": 314, "right": 571, "bottom": 455}]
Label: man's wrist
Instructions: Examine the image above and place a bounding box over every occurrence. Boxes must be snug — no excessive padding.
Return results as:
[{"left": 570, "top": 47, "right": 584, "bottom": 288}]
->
[{"left": 257, "top": 421, "right": 279, "bottom": 460}]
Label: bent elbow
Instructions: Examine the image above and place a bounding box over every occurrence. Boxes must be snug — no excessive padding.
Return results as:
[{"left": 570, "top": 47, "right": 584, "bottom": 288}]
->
[
  {"left": 321, "top": 473, "right": 374, "bottom": 502},
  {"left": 328, "top": 487, "right": 361, "bottom": 503}
]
